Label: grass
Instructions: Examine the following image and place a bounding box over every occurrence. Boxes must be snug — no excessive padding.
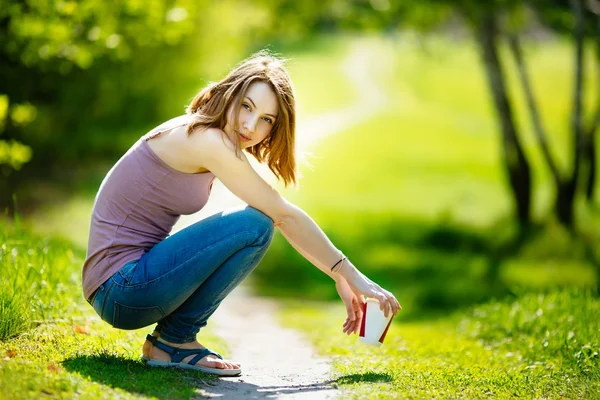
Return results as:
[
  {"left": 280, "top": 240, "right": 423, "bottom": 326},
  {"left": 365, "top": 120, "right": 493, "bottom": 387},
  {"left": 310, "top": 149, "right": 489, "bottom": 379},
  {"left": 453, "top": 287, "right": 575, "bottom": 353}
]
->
[
  {"left": 0, "top": 221, "right": 226, "bottom": 399},
  {"left": 278, "top": 289, "right": 599, "bottom": 399}
]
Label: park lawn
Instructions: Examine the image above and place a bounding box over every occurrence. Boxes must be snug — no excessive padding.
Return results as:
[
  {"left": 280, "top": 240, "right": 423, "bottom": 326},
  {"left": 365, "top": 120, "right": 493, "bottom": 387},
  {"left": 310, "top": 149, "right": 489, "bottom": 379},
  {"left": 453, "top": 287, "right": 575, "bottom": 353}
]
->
[
  {"left": 278, "top": 290, "right": 600, "bottom": 399},
  {"left": 0, "top": 222, "right": 226, "bottom": 400}
]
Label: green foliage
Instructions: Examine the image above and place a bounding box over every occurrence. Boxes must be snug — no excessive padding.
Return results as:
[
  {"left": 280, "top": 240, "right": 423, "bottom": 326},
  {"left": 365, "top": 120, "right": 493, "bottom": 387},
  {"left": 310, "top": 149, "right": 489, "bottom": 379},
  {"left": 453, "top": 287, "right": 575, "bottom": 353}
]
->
[
  {"left": 1, "top": 0, "right": 199, "bottom": 72},
  {"left": 0, "top": 140, "right": 32, "bottom": 171},
  {"left": 0, "top": 0, "right": 264, "bottom": 203}
]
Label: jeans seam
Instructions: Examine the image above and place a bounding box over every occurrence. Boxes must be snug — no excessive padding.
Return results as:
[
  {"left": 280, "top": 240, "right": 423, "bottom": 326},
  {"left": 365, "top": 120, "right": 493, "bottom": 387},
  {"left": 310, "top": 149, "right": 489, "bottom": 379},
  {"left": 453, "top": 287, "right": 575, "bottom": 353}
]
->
[
  {"left": 87, "top": 287, "right": 99, "bottom": 305},
  {"left": 99, "top": 281, "right": 115, "bottom": 321},
  {"left": 111, "top": 230, "right": 266, "bottom": 289}
]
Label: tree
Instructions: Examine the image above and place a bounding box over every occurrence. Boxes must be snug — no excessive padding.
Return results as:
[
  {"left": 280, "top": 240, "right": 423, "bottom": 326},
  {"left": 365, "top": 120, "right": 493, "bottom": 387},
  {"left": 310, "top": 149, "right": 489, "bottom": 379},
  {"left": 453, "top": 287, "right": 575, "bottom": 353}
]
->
[
  {"left": 264, "top": 0, "right": 598, "bottom": 229},
  {"left": 0, "top": 0, "right": 200, "bottom": 212}
]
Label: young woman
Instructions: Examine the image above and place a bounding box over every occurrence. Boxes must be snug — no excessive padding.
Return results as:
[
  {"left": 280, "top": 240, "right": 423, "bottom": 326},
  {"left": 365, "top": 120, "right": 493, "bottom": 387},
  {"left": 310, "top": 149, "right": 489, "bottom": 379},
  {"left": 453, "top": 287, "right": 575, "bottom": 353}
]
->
[{"left": 82, "top": 51, "right": 401, "bottom": 377}]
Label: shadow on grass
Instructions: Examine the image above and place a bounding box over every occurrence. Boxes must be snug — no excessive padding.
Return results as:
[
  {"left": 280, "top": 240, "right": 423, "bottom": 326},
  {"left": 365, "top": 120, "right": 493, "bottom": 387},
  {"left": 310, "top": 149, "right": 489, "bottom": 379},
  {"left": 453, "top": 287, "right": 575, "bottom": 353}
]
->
[
  {"left": 335, "top": 372, "right": 393, "bottom": 384},
  {"left": 63, "top": 353, "right": 218, "bottom": 399}
]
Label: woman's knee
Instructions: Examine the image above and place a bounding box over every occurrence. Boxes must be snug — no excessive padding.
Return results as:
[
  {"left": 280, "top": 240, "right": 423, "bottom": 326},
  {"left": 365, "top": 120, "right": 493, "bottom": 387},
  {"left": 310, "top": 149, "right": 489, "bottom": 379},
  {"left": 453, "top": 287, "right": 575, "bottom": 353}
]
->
[
  {"left": 240, "top": 206, "right": 274, "bottom": 244},
  {"left": 221, "top": 205, "right": 274, "bottom": 247}
]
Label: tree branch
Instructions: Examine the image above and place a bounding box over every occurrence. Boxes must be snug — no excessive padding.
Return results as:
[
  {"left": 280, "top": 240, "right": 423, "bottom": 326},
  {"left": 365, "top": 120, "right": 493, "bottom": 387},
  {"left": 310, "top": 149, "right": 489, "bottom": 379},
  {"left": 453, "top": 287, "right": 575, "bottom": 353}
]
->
[
  {"left": 571, "top": 0, "right": 586, "bottom": 185},
  {"left": 507, "top": 32, "right": 563, "bottom": 186},
  {"left": 588, "top": 13, "right": 600, "bottom": 136}
]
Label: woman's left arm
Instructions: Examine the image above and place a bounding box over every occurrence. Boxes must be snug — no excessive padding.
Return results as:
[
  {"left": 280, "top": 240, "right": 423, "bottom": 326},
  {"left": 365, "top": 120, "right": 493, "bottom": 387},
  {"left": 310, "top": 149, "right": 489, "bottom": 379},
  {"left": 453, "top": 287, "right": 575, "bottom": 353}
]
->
[
  {"left": 276, "top": 203, "right": 401, "bottom": 318},
  {"left": 279, "top": 227, "right": 368, "bottom": 335}
]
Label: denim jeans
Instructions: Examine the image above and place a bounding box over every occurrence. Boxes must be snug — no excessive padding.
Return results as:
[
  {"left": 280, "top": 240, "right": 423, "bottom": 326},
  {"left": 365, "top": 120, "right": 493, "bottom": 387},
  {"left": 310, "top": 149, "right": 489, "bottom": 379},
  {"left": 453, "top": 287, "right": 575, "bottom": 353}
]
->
[{"left": 88, "top": 205, "right": 274, "bottom": 344}]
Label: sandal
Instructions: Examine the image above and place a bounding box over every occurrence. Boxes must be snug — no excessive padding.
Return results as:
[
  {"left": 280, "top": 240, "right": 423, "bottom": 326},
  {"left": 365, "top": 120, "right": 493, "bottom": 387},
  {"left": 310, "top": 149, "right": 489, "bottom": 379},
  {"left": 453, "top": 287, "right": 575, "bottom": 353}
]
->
[{"left": 141, "top": 334, "right": 241, "bottom": 377}]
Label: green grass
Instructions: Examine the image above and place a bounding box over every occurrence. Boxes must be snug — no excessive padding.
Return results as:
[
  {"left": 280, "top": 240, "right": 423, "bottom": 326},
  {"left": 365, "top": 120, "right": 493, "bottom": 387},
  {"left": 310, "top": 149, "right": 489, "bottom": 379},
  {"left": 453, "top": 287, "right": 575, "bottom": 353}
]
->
[
  {"left": 0, "top": 217, "right": 82, "bottom": 339},
  {"left": 278, "top": 289, "right": 599, "bottom": 399},
  {"left": 0, "top": 221, "right": 226, "bottom": 399}
]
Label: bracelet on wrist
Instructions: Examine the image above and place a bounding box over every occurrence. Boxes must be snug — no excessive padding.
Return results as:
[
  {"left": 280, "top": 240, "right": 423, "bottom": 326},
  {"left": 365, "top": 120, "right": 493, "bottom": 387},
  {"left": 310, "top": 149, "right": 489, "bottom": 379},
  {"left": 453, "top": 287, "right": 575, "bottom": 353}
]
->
[{"left": 331, "top": 255, "right": 347, "bottom": 273}]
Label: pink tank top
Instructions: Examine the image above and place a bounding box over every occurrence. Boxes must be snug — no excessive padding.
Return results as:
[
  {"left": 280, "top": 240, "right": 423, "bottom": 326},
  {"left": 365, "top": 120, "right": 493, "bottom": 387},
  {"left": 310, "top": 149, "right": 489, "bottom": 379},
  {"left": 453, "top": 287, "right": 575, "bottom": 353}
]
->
[{"left": 82, "top": 116, "right": 216, "bottom": 299}]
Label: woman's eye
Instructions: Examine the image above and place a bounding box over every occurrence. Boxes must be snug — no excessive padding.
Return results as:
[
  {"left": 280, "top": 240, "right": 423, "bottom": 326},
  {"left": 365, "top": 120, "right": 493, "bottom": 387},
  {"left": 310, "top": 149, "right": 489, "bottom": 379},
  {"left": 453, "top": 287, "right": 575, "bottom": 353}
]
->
[
  {"left": 242, "top": 103, "right": 250, "bottom": 110},
  {"left": 263, "top": 117, "right": 273, "bottom": 124}
]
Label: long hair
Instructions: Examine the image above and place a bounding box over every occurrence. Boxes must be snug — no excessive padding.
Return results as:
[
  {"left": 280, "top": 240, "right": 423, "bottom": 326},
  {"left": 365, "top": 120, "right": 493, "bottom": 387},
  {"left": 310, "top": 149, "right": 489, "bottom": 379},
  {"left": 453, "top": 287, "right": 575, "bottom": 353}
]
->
[{"left": 185, "top": 51, "right": 297, "bottom": 187}]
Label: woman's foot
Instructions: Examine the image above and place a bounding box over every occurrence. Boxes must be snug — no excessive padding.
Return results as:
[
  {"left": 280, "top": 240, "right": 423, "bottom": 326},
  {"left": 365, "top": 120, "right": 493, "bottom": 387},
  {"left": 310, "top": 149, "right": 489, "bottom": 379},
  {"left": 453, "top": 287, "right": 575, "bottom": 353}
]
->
[{"left": 142, "top": 334, "right": 241, "bottom": 371}]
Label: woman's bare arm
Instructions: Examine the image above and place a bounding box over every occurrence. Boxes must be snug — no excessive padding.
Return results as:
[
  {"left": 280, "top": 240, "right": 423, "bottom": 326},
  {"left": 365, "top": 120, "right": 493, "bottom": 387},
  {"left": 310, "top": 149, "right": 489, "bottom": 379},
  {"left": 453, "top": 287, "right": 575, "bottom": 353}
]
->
[
  {"left": 189, "top": 128, "right": 400, "bottom": 315},
  {"left": 277, "top": 217, "right": 342, "bottom": 282}
]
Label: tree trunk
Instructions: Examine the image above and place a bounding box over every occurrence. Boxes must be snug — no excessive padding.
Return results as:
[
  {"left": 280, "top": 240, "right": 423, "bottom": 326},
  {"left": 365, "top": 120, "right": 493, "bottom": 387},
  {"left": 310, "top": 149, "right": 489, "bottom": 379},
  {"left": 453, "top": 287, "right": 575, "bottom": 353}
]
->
[
  {"left": 508, "top": 33, "right": 562, "bottom": 188},
  {"left": 556, "top": 180, "right": 577, "bottom": 224},
  {"left": 586, "top": 131, "right": 597, "bottom": 202},
  {"left": 475, "top": 12, "right": 532, "bottom": 226},
  {"left": 586, "top": 15, "right": 600, "bottom": 203},
  {"left": 558, "top": 0, "right": 586, "bottom": 227}
]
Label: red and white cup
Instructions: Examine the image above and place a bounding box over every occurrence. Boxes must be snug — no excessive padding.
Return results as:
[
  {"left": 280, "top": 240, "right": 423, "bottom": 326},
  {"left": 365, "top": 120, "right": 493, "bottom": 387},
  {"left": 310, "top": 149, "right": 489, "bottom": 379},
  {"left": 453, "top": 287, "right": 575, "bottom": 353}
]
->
[{"left": 359, "top": 298, "right": 394, "bottom": 347}]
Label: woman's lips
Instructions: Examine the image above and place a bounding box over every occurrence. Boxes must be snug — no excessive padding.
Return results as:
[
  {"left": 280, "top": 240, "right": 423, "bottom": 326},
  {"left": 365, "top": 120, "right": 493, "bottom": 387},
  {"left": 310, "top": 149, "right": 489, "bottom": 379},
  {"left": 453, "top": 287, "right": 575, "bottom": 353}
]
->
[{"left": 240, "top": 134, "right": 251, "bottom": 142}]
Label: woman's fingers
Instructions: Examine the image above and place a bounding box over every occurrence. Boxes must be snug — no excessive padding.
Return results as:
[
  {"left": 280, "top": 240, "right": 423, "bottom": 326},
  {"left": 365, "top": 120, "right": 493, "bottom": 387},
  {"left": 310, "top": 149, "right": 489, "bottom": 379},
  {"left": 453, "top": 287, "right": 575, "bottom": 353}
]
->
[
  {"left": 376, "top": 292, "right": 391, "bottom": 318},
  {"left": 343, "top": 319, "right": 355, "bottom": 334},
  {"left": 375, "top": 289, "right": 402, "bottom": 317},
  {"left": 344, "top": 318, "right": 359, "bottom": 335},
  {"left": 394, "top": 296, "right": 402, "bottom": 313},
  {"left": 342, "top": 305, "right": 364, "bottom": 335}
]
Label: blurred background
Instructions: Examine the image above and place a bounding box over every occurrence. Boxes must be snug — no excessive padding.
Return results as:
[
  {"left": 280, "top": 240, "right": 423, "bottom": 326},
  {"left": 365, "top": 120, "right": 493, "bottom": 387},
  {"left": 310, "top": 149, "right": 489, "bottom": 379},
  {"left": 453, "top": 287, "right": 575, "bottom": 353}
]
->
[{"left": 1, "top": 0, "right": 599, "bottom": 319}]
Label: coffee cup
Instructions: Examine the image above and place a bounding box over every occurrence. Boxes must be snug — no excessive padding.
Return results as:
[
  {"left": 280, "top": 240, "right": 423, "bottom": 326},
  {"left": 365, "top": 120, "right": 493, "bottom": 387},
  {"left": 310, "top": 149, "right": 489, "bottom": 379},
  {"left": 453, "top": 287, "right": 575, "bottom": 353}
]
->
[{"left": 358, "top": 298, "right": 394, "bottom": 347}]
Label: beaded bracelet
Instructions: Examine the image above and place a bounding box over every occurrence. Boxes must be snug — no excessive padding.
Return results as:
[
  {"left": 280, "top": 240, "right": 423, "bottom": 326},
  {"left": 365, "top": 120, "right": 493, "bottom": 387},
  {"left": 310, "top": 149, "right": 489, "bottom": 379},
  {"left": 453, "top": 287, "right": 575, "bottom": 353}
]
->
[{"left": 331, "top": 255, "right": 347, "bottom": 273}]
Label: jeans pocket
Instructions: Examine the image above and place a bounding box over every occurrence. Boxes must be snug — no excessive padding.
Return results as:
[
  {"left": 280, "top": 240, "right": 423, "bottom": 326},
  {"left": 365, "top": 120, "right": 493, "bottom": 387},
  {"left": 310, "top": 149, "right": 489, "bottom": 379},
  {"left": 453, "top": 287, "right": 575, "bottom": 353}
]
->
[{"left": 112, "top": 301, "right": 165, "bottom": 330}]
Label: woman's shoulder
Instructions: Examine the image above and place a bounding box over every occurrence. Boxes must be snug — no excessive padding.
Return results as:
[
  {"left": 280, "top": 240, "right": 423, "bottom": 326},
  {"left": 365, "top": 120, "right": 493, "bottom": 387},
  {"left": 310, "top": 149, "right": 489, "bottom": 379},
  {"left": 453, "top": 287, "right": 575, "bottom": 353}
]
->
[{"left": 188, "top": 126, "right": 237, "bottom": 154}]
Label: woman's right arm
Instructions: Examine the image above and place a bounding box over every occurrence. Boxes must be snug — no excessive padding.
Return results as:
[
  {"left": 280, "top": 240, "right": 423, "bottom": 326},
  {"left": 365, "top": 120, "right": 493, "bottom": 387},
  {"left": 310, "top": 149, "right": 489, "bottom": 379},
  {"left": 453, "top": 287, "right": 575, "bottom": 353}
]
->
[{"left": 190, "top": 128, "right": 400, "bottom": 316}]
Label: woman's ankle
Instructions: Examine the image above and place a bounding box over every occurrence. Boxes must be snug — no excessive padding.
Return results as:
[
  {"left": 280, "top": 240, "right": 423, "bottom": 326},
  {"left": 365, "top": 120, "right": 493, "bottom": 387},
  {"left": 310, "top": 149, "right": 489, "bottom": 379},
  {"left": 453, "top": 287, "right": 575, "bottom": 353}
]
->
[{"left": 157, "top": 337, "right": 204, "bottom": 349}]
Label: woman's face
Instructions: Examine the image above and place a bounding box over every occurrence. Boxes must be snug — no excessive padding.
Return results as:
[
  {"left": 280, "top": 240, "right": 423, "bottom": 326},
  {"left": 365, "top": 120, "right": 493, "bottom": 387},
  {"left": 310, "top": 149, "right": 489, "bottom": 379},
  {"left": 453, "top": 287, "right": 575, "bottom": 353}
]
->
[{"left": 224, "top": 81, "right": 279, "bottom": 149}]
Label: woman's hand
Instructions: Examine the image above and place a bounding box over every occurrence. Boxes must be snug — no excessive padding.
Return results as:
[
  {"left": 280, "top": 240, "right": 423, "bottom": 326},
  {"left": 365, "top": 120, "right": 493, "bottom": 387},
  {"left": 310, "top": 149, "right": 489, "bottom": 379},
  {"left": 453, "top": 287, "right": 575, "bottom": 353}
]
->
[
  {"left": 335, "top": 278, "right": 365, "bottom": 335},
  {"left": 341, "top": 266, "right": 401, "bottom": 318}
]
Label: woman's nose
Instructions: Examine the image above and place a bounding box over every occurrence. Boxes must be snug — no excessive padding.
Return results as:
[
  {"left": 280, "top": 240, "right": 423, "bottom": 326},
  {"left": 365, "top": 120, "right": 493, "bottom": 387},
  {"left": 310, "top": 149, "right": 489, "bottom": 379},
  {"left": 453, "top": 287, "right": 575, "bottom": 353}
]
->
[{"left": 243, "top": 115, "right": 258, "bottom": 133}]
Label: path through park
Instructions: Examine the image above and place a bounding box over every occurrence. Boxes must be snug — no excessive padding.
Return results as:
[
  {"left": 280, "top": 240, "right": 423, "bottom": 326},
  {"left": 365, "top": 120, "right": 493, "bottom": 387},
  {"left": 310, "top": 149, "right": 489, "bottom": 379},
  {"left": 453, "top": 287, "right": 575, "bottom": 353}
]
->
[{"left": 173, "top": 40, "right": 390, "bottom": 399}]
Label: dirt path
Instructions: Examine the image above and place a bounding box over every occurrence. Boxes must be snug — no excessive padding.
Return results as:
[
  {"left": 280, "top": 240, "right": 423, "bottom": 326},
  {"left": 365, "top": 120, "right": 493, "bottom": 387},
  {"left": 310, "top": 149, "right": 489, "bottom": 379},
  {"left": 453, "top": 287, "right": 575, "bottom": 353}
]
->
[
  {"left": 195, "top": 286, "right": 338, "bottom": 399},
  {"left": 173, "top": 40, "right": 389, "bottom": 400}
]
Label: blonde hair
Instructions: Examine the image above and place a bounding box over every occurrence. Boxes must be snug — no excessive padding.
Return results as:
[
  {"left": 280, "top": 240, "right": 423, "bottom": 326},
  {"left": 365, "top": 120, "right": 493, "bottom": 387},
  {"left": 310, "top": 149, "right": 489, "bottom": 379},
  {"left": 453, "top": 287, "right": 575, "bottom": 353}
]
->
[{"left": 185, "top": 51, "right": 297, "bottom": 187}]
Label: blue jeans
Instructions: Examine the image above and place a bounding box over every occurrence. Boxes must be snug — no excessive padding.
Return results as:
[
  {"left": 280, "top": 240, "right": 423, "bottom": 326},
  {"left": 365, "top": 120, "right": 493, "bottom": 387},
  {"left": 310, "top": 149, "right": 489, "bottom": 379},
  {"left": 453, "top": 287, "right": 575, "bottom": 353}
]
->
[{"left": 88, "top": 205, "right": 274, "bottom": 344}]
